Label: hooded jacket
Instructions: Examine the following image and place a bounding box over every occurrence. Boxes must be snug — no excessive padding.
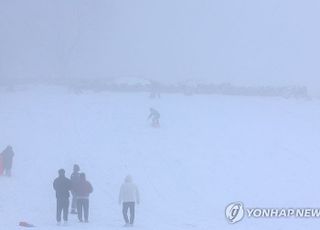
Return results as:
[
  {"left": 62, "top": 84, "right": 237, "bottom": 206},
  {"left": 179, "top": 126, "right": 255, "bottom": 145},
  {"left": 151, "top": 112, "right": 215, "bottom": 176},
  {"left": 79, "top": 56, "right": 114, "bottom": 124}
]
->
[
  {"left": 119, "top": 176, "right": 140, "bottom": 203},
  {"left": 74, "top": 174, "right": 93, "bottom": 199}
]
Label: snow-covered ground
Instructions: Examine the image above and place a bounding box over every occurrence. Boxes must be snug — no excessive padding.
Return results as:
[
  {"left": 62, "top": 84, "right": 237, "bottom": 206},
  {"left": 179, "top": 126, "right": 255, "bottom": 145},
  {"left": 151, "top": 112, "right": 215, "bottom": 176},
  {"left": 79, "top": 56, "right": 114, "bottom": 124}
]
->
[{"left": 1, "top": 86, "right": 320, "bottom": 230}]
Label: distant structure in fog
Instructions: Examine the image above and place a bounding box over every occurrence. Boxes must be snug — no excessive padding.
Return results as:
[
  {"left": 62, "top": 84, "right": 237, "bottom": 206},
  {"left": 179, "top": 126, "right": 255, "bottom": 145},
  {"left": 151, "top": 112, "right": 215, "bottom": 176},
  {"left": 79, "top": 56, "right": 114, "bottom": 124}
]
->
[{"left": 0, "top": 77, "right": 309, "bottom": 100}]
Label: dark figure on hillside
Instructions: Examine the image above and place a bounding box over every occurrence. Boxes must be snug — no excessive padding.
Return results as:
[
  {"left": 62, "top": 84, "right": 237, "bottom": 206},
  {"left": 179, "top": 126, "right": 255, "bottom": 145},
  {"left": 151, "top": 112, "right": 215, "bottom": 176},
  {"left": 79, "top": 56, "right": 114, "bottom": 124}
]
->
[
  {"left": 70, "top": 164, "right": 81, "bottom": 214},
  {"left": 0, "top": 145, "right": 15, "bottom": 177},
  {"left": 74, "top": 173, "right": 93, "bottom": 223},
  {"left": 148, "top": 108, "right": 160, "bottom": 127},
  {"left": 119, "top": 175, "right": 140, "bottom": 227},
  {"left": 53, "top": 169, "right": 72, "bottom": 225}
]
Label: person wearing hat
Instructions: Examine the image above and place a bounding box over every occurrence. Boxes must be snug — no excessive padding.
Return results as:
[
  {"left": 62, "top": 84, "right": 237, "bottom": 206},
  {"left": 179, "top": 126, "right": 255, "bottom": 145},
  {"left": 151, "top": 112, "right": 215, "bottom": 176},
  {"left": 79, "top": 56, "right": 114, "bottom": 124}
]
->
[{"left": 53, "top": 169, "right": 72, "bottom": 225}]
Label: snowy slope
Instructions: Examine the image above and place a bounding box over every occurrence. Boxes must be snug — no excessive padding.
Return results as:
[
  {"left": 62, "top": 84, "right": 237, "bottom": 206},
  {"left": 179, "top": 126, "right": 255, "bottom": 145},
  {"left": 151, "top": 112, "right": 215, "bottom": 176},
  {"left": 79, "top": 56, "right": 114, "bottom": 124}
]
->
[{"left": 0, "top": 86, "right": 320, "bottom": 230}]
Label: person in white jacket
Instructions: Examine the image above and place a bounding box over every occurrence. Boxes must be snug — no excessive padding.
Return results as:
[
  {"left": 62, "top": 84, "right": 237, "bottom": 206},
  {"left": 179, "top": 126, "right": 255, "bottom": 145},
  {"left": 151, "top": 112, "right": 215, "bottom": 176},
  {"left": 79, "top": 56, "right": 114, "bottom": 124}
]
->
[{"left": 119, "top": 175, "right": 140, "bottom": 226}]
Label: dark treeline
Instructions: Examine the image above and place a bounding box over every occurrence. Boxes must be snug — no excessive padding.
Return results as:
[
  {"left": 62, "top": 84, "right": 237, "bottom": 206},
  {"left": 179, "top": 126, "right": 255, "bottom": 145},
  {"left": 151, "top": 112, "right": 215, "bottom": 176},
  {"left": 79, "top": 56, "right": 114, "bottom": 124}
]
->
[{"left": 0, "top": 77, "right": 309, "bottom": 99}]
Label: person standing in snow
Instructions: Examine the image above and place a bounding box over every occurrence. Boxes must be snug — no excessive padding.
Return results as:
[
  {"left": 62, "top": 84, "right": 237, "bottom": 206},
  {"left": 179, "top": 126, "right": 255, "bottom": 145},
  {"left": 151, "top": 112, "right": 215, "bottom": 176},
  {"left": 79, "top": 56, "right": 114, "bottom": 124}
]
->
[
  {"left": 1, "top": 145, "right": 15, "bottom": 177},
  {"left": 70, "top": 164, "right": 81, "bottom": 214},
  {"left": 148, "top": 108, "right": 160, "bottom": 127},
  {"left": 53, "top": 169, "right": 72, "bottom": 225},
  {"left": 119, "top": 175, "right": 140, "bottom": 227},
  {"left": 74, "top": 173, "right": 93, "bottom": 223}
]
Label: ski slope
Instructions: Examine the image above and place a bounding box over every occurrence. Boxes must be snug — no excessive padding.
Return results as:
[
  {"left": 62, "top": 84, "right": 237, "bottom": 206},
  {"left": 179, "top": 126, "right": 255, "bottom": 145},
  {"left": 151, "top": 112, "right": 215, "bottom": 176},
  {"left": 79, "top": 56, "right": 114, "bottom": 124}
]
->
[{"left": 0, "top": 86, "right": 320, "bottom": 230}]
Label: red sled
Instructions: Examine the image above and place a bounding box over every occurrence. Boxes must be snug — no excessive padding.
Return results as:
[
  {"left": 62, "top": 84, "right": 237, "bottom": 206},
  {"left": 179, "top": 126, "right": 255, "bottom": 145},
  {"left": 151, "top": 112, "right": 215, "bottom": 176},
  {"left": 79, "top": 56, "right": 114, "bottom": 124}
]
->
[
  {"left": 0, "top": 155, "right": 4, "bottom": 176},
  {"left": 19, "top": 221, "right": 35, "bottom": 227}
]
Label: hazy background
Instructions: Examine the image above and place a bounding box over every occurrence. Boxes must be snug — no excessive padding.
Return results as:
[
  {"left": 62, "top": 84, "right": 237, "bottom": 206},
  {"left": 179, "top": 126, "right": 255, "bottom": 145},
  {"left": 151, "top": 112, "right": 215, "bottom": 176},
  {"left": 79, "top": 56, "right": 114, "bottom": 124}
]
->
[{"left": 0, "top": 0, "right": 319, "bottom": 90}]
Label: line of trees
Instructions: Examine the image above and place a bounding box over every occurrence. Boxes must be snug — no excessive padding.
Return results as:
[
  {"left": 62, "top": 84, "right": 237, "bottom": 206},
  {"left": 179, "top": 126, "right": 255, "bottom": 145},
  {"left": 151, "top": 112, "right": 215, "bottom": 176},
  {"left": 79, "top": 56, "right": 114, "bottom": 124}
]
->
[{"left": 0, "top": 77, "right": 309, "bottom": 99}]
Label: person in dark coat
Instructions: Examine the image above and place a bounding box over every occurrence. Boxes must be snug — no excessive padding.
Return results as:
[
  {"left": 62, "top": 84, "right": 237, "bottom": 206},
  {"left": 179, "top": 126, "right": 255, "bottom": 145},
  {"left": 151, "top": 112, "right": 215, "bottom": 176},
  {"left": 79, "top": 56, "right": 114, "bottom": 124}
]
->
[
  {"left": 1, "top": 145, "right": 15, "bottom": 177},
  {"left": 70, "top": 164, "right": 81, "bottom": 214},
  {"left": 53, "top": 169, "right": 72, "bottom": 224},
  {"left": 74, "top": 173, "right": 93, "bottom": 223}
]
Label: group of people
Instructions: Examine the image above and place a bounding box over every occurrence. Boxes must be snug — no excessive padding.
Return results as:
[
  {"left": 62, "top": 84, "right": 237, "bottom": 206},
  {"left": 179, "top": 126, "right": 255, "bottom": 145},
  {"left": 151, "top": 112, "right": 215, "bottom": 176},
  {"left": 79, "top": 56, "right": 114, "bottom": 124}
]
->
[
  {"left": 0, "top": 145, "right": 14, "bottom": 177},
  {"left": 53, "top": 165, "right": 93, "bottom": 224},
  {"left": 53, "top": 165, "right": 140, "bottom": 227},
  {"left": 1, "top": 107, "right": 149, "bottom": 227}
]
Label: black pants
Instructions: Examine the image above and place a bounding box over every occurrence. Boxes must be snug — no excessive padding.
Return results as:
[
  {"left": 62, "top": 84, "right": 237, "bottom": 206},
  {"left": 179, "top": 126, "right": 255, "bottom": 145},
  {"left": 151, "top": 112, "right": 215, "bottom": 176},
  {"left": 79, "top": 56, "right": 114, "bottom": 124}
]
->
[
  {"left": 56, "top": 198, "right": 69, "bottom": 222},
  {"left": 77, "top": 198, "right": 89, "bottom": 222},
  {"left": 122, "top": 202, "right": 135, "bottom": 224}
]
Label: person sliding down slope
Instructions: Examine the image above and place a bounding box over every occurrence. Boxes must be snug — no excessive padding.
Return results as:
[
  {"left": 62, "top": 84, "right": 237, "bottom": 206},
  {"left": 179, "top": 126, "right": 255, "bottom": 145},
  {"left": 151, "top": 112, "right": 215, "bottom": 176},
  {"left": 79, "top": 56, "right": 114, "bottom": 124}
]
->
[{"left": 147, "top": 108, "right": 160, "bottom": 127}]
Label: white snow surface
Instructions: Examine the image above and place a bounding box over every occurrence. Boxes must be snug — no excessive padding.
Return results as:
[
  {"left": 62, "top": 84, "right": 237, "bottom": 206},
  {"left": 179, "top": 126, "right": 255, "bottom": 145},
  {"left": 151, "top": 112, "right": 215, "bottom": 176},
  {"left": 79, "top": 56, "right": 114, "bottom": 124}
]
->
[{"left": 0, "top": 86, "right": 319, "bottom": 229}]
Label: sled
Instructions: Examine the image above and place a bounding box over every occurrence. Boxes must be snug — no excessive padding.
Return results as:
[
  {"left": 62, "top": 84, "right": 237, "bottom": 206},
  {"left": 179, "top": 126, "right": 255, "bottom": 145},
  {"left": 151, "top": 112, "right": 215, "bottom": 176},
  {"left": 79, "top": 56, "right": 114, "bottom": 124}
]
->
[
  {"left": 19, "top": 221, "right": 35, "bottom": 227},
  {"left": 0, "top": 155, "right": 4, "bottom": 175}
]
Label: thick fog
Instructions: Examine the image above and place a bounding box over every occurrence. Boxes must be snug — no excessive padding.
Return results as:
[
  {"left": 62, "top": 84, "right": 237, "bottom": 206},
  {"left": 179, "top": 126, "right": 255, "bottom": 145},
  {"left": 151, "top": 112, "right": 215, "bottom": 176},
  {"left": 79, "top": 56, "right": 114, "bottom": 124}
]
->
[
  {"left": 2, "top": 2, "right": 320, "bottom": 229},
  {"left": 1, "top": 0, "right": 320, "bottom": 90}
]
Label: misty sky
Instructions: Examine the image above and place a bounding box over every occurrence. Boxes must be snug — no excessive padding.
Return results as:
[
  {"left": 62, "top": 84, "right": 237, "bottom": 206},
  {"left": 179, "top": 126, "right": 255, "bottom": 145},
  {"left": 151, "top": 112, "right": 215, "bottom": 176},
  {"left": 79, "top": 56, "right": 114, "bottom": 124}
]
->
[{"left": 0, "top": 0, "right": 319, "bottom": 88}]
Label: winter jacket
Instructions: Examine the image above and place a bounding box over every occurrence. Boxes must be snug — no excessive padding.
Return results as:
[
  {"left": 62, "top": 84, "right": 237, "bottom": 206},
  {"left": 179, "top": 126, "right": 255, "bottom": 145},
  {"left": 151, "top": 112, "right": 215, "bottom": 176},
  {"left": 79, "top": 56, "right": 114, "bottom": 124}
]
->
[
  {"left": 1, "top": 147, "right": 14, "bottom": 169},
  {"left": 74, "top": 180, "right": 93, "bottom": 199},
  {"left": 53, "top": 176, "right": 72, "bottom": 199},
  {"left": 119, "top": 177, "right": 140, "bottom": 203},
  {"left": 148, "top": 109, "right": 160, "bottom": 119},
  {"left": 70, "top": 171, "right": 81, "bottom": 191}
]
